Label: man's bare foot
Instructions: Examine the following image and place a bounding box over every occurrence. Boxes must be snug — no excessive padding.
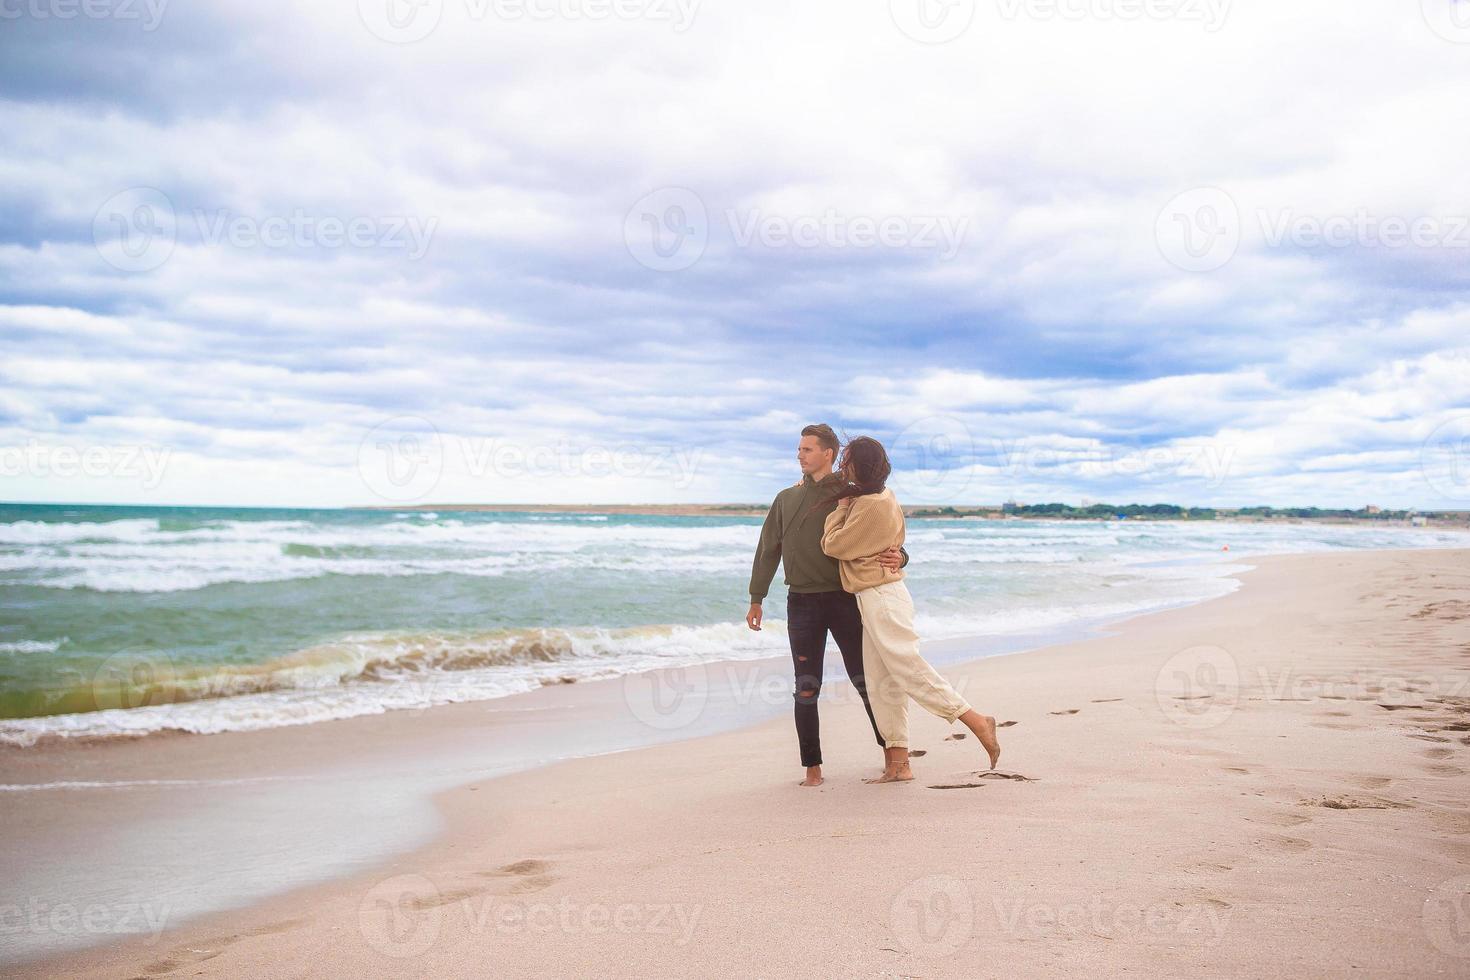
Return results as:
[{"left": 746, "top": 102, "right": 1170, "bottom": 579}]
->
[
  {"left": 959, "top": 710, "right": 1002, "bottom": 769},
  {"left": 863, "top": 762, "right": 914, "bottom": 784},
  {"left": 799, "top": 765, "right": 824, "bottom": 787}
]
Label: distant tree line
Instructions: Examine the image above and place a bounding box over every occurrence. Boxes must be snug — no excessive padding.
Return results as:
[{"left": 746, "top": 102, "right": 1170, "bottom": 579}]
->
[
  {"left": 1000, "top": 502, "right": 1216, "bottom": 519},
  {"left": 979, "top": 503, "right": 1422, "bottom": 520},
  {"left": 1228, "top": 505, "right": 1413, "bottom": 520}
]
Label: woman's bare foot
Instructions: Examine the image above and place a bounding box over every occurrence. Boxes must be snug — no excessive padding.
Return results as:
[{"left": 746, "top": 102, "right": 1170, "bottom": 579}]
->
[
  {"left": 958, "top": 710, "right": 1001, "bottom": 769},
  {"left": 863, "top": 762, "right": 913, "bottom": 784},
  {"left": 863, "top": 747, "right": 914, "bottom": 784},
  {"left": 799, "top": 765, "right": 824, "bottom": 787}
]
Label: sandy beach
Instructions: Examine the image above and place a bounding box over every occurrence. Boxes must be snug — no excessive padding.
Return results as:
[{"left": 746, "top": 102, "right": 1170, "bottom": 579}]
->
[{"left": 5, "top": 547, "right": 1469, "bottom": 978}]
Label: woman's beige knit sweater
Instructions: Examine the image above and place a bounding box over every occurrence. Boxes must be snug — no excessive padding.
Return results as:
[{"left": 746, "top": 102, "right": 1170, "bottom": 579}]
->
[{"left": 819, "top": 487, "right": 907, "bottom": 594}]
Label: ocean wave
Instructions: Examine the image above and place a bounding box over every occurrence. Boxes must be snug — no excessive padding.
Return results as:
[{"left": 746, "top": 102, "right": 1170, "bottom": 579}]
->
[
  {"left": 5, "top": 512, "right": 1468, "bottom": 594},
  {"left": 0, "top": 621, "right": 790, "bottom": 746},
  {"left": 0, "top": 638, "right": 67, "bottom": 655},
  {"left": 0, "top": 564, "right": 1251, "bottom": 749},
  {"left": 0, "top": 516, "right": 752, "bottom": 548},
  {"left": 1, "top": 549, "right": 763, "bottom": 592},
  {"left": 0, "top": 516, "right": 768, "bottom": 591}
]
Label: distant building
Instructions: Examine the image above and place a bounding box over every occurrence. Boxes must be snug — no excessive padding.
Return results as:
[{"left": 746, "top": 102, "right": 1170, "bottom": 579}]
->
[
  {"left": 1365, "top": 505, "right": 1381, "bottom": 514},
  {"left": 1411, "top": 515, "right": 1428, "bottom": 527}
]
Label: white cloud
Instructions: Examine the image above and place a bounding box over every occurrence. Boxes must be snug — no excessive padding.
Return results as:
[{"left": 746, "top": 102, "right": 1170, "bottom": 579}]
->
[{"left": 2, "top": 0, "right": 1469, "bottom": 507}]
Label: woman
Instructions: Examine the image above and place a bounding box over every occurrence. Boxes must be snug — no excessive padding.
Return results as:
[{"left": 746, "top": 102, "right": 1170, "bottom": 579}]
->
[{"left": 819, "top": 436, "right": 1001, "bottom": 783}]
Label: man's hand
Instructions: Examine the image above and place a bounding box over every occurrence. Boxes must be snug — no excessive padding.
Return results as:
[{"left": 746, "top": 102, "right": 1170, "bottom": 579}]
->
[
  {"left": 746, "top": 602, "right": 763, "bottom": 630},
  {"left": 876, "top": 546, "right": 904, "bottom": 572}
]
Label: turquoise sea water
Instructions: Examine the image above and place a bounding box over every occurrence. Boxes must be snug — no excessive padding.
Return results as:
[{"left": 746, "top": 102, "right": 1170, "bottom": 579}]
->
[{"left": 3, "top": 502, "right": 1468, "bottom": 745}]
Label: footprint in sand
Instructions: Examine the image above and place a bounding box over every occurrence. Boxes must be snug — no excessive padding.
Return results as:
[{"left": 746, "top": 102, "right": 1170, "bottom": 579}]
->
[
  {"left": 1249, "top": 811, "right": 1312, "bottom": 828},
  {"left": 490, "top": 859, "right": 551, "bottom": 876},
  {"left": 1412, "top": 600, "right": 1470, "bottom": 621},
  {"left": 1188, "top": 860, "right": 1239, "bottom": 874},
  {"left": 411, "top": 886, "right": 488, "bottom": 909},
  {"left": 140, "top": 917, "right": 312, "bottom": 976},
  {"left": 908, "top": 749, "right": 928, "bottom": 757},
  {"left": 1091, "top": 698, "right": 1124, "bottom": 703},
  {"left": 928, "top": 771, "right": 1037, "bottom": 789},
  {"left": 1256, "top": 834, "right": 1312, "bottom": 853},
  {"left": 1350, "top": 775, "right": 1393, "bottom": 789},
  {"left": 998, "top": 720, "right": 1019, "bottom": 727},
  {"left": 476, "top": 859, "right": 560, "bottom": 894},
  {"left": 1049, "top": 708, "right": 1080, "bottom": 715},
  {"left": 244, "top": 918, "right": 307, "bottom": 937},
  {"left": 944, "top": 733, "right": 967, "bottom": 740},
  {"left": 507, "top": 876, "right": 559, "bottom": 894},
  {"left": 1422, "top": 746, "right": 1455, "bottom": 760},
  {"left": 1303, "top": 797, "right": 1407, "bottom": 810}
]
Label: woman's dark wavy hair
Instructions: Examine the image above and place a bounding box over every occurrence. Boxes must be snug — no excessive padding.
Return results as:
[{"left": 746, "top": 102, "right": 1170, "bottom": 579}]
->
[{"left": 832, "top": 436, "right": 891, "bottom": 501}]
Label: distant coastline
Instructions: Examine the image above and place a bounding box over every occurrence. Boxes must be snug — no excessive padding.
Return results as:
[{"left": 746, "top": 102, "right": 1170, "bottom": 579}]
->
[{"left": 364, "top": 502, "right": 1470, "bottom": 527}]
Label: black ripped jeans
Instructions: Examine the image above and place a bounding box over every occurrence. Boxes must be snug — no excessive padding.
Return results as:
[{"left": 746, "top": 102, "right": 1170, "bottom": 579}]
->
[{"left": 786, "top": 589, "right": 885, "bottom": 768}]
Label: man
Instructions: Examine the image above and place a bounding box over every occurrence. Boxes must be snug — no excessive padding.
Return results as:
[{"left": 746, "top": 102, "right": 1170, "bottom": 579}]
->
[{"left": 746, "top": 423, "right": 907, "bottom": 787}]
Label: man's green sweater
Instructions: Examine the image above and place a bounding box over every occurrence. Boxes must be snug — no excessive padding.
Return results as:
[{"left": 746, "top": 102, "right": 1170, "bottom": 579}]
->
[{"left": 748, "top": 471, "right": 908, "bottom": 603}]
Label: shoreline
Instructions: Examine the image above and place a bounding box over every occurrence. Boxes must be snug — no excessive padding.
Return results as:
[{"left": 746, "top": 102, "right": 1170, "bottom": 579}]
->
[
  {"left": 0, "top": 592, "right": 1211, "bottom": 965},
  {"left": 0, "top": 543, "right": 1263, "bottom": 747},
  {"left": 6, "top": 546, "right": 1469, "bottom": 976}
]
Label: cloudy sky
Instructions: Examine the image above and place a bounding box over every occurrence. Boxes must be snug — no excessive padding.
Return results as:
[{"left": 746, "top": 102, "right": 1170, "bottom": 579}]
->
[{"left": 2, "top": 0, "right": 1468, "bottom": 509}]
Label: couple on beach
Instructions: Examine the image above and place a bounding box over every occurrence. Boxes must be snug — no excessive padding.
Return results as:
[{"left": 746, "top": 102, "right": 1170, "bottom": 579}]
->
[{"left": 745, "top": 424, "right": 1002, "bottom": 786}]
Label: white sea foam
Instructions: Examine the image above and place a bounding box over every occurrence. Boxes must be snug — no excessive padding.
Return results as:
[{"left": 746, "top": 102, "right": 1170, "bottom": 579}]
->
[
  {"left": 6, "top": 513, "right": 1465, "bottom": 593},
  {"left": 0, "top": 516, "right": 765, "bottom": 591},
  {"left": 0, "top": 619, "right": 792, "bottom": 746},
  {"left": 0, "top": 638, "right": 66, "bottom": 655}
]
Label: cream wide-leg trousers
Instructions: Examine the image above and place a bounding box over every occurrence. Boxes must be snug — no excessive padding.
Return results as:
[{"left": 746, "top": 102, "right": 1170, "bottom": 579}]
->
[{"left": 853, "top": 579, "right": 971, "bottom": 749}]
